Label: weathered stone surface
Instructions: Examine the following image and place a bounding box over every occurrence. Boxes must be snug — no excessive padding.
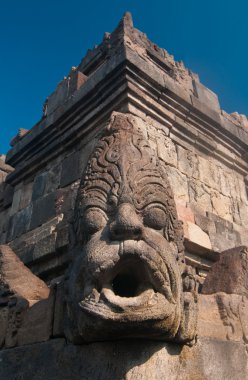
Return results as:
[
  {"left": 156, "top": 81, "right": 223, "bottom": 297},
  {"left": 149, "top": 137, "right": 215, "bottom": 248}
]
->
[
  {"left": 175, "top": 199, "right": 195, "bottom": 223},
  {"left": 19, "top": 181, "right": 33, "bottom": 209},
  {"left": 157, "top": 136, "right": 177, "bottom": 167},
  {"left": 188, "top": 179, "right": 212, "bottom": 213},
  {"left": 53, "top": 282, "right": 65, "bottom": 337},
  {"left": 202, "top": 246, "right": 248, "bottom": 295},
  {"left": 30, "top": 192, "right": 56, "bottom": 230},
  {"left": 10, "top": 188, "right": 22, "bottom": 214},
  {"left": 5, "top": 291, "right": 54, "bottom": 348},
  {"left": 197, "top": 294, "right": 228, "bottom": 341},
  {"left": 32, "top": 172, "right": 47, "bottom": 201},
  {"left": 0, "top": 337, "right": 247, "bottom": 380},
  {"left": 198, "top": 156, "right": 220, "bottom": 191},
  {"left": 177, "top": 145, "right": 199, "bottom": 178},
  {"left": 0, "top": 12, "right": 248, "bottom": 380},
  {"left": 3, "top": 183, "right": 14, "bottom": 208},
  {"left": 32, "top": 232, "right": 57, "bottom": 261},
  {"left": 0, "top": 245, "right": 52, "bottom": 348},
  {"left": 45, "top": 163, "right": 62, "bottom": 194},
  {"left": 66, "top": 112, "right": 197, "bottom": 343},
  {"left": 193, "top": 80, "right": 220, "bottom": 112},
  {"left": 0, "top": 245, "right": 49, "bottom": 301},
  {"left": 7, "top": 205, "right": 32, "bottom": 241},
  {"left": 183, "top": 221, "right": 212, "bottom": 254},
  {"left": 60, "top": 151, "right": 80, "bottom": 188},
  {"left": 55, "top": 222, "right": 69, "bottom": 249},
  {"left": 0, "top": 307, "right": 8, "bottom": 348},
  {"left": 166, "top": 166, "right": 189, "bottom": 202},
  {"left": 211, "top": 192, "right": 232, "bottom": 221}
]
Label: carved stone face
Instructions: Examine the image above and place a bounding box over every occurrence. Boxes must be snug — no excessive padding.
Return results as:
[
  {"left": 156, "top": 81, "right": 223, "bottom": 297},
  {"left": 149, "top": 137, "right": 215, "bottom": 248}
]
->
[{"left": 66, "top": 113, "right": 195, "bottom": 342}]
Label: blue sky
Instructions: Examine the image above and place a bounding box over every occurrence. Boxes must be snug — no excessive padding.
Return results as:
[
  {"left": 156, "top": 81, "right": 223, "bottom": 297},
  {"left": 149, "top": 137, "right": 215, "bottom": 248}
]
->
[{"left": 1, "top": 0, "right": 247, "bottom": 155}]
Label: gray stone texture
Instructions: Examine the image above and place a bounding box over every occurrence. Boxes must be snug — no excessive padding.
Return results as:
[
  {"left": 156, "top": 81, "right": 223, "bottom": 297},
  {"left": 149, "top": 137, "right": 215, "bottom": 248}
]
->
[
  {"left": 0, "top": 338, "right": 247, "bottom": 380},
  {"left": 32, "top": 172, "right": 48, "bottom": 201},
  {"left": 30, "top": 192, "right": 56, "bottom": 230},
  {"left": 60, "top": 151, "right": 80, "bottom": 187},
  {"left": 6, "top": 205, "right": 32, "bottom": 241},
  {"left": 0, "top": 12, "right": 248, "bottom": 380}
]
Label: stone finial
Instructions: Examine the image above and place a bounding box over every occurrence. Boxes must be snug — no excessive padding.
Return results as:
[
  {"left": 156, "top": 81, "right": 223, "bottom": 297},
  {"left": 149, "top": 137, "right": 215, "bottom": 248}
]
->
[{"left": 122, "top": 11, "right": 133, "bottom": 28}]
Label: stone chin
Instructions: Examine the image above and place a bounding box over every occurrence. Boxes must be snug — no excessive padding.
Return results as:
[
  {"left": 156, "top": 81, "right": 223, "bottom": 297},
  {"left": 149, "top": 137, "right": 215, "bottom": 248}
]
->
[{"left": 66, "top": 228, "right": 183, "bottom": 342}]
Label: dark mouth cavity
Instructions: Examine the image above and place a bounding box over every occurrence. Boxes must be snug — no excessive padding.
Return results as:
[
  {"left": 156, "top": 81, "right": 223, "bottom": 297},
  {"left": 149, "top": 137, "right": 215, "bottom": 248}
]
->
[
  {"left": 108, "top": 259, "right": 153, "bottom": 298},
  {"left": 112, "top": 272, "right": 139, "bottom": 297}
]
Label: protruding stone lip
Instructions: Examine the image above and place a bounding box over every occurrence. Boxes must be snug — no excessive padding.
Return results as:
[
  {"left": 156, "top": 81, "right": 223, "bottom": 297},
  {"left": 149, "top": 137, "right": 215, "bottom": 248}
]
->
[{"left": 78, "top": 241, "right": 179, "bottom": 322}]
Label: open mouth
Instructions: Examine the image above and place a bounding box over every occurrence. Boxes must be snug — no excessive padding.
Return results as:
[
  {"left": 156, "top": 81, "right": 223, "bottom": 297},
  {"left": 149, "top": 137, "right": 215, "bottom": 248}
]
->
[{"left": 79, "top": 249, "right": 178, "bottom": 322}]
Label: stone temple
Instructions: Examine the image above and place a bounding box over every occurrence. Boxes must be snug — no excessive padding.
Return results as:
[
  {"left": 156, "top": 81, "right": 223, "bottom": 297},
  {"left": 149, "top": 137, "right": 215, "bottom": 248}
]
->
[{"left": 0, "top": 12, "right": 248, "bottom": 379}]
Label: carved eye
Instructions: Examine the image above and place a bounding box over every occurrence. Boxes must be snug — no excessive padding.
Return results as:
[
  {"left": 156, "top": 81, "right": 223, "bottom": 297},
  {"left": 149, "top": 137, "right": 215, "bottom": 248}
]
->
[
  {"left": 143, "top": 206, "right": 168, "bottom": 230},
  {"left": 84, "top": 208, "right": 107, "bottom": 235}
]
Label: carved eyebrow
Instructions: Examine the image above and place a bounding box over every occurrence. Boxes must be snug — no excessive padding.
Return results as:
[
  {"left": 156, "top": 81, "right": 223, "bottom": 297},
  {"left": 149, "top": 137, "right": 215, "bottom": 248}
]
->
[{"left": 132, "top": 183, "right": 169, "bottom": 211}]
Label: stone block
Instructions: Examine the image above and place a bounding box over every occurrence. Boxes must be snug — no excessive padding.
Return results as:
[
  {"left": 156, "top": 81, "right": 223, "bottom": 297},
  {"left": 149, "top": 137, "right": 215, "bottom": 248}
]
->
[
  {"left": 191, "top": 94, "right": 222, "bottom": 125},
  {"left": 0, "top": 337, "right": 247, "bottom": 380},
  {"left": 195, "top": 213, "right": 216, "bottom": 235},
  {"left": 146, "top": 116, "right": 170, "bottom": 137},
  {"left": 32, "top": 233, "right": 57, "bottom": 261},
  {"left": 53, "top": 282, "right": 65, "bottom": 337},
  {"left": 78, "top": 139, "right": 97, "bottom": 175},
  {"left": 60, "top": 151, "right": 80, "bottom": 188},
  {"left": 165, "top": 166, "right": 189, "bottom": 202},
  {"left": 0, "top": 244, "right": 49, "bottom": 302},
  {"left": 32, "top": 172, "right": 48, "bottom": 201},
  {"left": 202, "top": 246, "right": 248, "bottom": 296},
  {"left": 30, "top": 192, "right": 56, "bottom": 230},
  {"left": 215, "top": 293, "right": 248, "bottom": 342},
  {"left": 19, "top": 181, "right": 33, "bottom": 209},
  {"left": 229, "top": 174, "right": 242, "bottom": 200},
  {"left": 6, "top": 205, "right": 33, "bottom": 241},
  {"left": 238, "top": 177, "right": 248, "bottom": 203},
  {"left": 209, "top": 234, "right": 236, "bottom": 253},
  {"left": 46, "top": 78, "right": 68, "bottom": 116},
  {"left": 197, "top": 294, "right": 228, "bottom": 341},
  {"left": 157, "top": 136, "right": 177, "bottom": 167},
  {"left": 192, "top": 80, "right": 220, "bottom": 112},
  {"left": 10, "top": 188, "right": 22, "bottom": 215},
  {"left": 238, "top": 200, "right": 248, "bottom": 228},
  {"left": 56, "top": 187, "right": 73, "bottom": 215},
  {"left": 56, "top": 223, "right": 69, "bottom": 250},
  {"left": 3, "top": 184, "right": 14, "bottom": 208},
  {"left": 0, "top": 170, "right": 7, "bottom": 183},
  {"left": 177, "top": 145, "right": 199, "bottom": 178},
  {"left": 68, "top": 70, "right": 88, "bottom": 97},
  {"left": 218, "top": 167, "right": 232, "bottom": 197},
  {"left": 5, "top": 292, "right": 54, "bottom": 348},
  {"left": 211, "top": 192, "right": 232, "bottom": 221},
  {"left": 45, "top": 163, "right": 62, "bottom": 194},
  {"left": 198, "top": 156, "right": 220, "bottom": 191},
  {"left": 0, "top": 307, "right": 8, "bottom": 348},
  {"left": 188, "top": 179, "right": 212, "bottom": 213},
  {"left": 175, "top": 199, "right": 195, "bottom": 223},
  {"left": 183, "top": 221, "right": 212, "bottom": 254},
  {"left": 9, "top": 215, "right": 64, "bottom": 262},
  {"left": 235, "top": 226, "right": 248, "bottom": 246}
]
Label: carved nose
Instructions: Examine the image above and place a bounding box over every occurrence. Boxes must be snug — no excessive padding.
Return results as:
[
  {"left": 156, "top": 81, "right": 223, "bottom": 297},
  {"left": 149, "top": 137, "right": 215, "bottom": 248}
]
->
[{"left": 109, "top": 203, "right": 143, "bottom": 241}]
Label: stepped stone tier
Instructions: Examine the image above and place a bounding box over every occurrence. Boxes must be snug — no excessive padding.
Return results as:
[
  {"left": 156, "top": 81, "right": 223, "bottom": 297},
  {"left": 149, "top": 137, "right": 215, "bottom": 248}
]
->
[{"left": 0, "top": 12, "right": 248, "bottom": 379}]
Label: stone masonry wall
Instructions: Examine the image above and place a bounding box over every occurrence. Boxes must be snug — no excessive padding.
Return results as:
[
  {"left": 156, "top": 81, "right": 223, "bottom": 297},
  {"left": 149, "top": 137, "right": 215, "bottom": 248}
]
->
[
  {"left": 0, "top": 113, "right": 247, "bottom": 283},
  {"left": 0, "top": 12, "right": 247, "bottom": 285}
]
